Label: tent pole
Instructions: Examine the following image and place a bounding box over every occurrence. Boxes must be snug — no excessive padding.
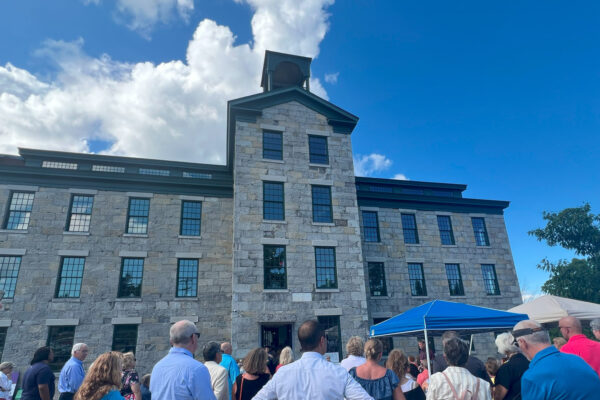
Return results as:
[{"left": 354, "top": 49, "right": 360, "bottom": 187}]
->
[
  {"left": 469, "top": 334, "right": 473, "bottom": 355},
  {"left": 424, "top": 325, "right": 431, "bottom": 377}
]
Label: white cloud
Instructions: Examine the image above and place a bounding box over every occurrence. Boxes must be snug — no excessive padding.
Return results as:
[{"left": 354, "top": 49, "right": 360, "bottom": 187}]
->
[
  {"left": 83, "top": 0, "right": 195, "bottom": 39},
  {"left": 520, "top": 286, "right": 543, "bottom": 303},
  {"left": 392, "top": 173, "right": 408, "bottom": 180},
  {"left": 0, "top": 1, "right": 334, "bottom": 164},
  {"left": 324, "top": 72, "right": 339, "bottom": 84},
  {"left": 354, "top": 153, "right": 393, "bottom": 177}
]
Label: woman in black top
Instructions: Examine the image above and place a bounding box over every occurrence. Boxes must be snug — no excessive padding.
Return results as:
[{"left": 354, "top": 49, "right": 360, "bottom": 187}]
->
[
  {"left": 494, "top": 332, "right": 530, "bottom": 400},
  {"left": 21, "top": 347, "right": 55, "bottom": 400},
  {"left": 232, "top": 348, "right": 270, "bottom": 400}
]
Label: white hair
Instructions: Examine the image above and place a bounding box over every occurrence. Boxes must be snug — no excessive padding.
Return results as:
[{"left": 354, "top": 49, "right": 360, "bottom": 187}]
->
[
  {"left": 170, "top": 320, "right": 198, "bottom": 345},
  {"left": 71, "top": 343, "right": 88, "bottom": 356},
  {"left": 590, "top": 318, "right": 600, "bottom": 331},
  {"left": 495, "top": 332, "right": 519, "bottom": 355}
]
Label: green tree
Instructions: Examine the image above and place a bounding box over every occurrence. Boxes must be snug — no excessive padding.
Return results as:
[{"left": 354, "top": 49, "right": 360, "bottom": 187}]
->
[{"left": 529, "top": 203, "right": 600, "bottom": 303}]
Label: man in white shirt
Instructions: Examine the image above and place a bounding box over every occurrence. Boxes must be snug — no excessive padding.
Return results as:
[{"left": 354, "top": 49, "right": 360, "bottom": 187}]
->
[
  {"left": 427, "top": 337, "right": 490, "bottom": 400},
  {"left": 253, "top": 320, "right": 373, "bottom": 400},
  {"left": 203, "top": 341, "right": 229, "bottom": 400},
  {"left": 340, "top": 336, "right": 366, "bottom": 371}
]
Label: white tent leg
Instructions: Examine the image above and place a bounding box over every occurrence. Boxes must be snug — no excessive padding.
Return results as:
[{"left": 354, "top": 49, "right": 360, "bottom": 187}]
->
[
  {"left": 469, "top": 334, "right": 473, "bottom": 355},
  {"left": 424, "top": 328, "right": 431, "bottom": 376}
]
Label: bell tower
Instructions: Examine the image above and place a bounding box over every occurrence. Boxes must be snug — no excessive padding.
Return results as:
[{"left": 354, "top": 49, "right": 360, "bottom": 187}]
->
[{"left": 260, "top": 50, "right": 312, "bottom": 92}]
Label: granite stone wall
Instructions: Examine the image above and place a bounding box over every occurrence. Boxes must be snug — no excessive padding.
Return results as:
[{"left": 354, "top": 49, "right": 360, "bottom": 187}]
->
[
  {"left": 232, "top": 101, "right": 370, "bottom": 357},
  {"left": 0, "top": 184, "right": 233, "bottom": 375}
]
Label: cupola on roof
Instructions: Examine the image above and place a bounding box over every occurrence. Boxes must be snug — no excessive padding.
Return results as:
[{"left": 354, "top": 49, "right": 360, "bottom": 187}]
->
[{"left": 260, "top": 50, "right": 312, "bottom": 92}]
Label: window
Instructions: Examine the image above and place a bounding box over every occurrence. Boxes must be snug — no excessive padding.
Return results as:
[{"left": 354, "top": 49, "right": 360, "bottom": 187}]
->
[
  {"left": 3, "top": 192, "right": 34, "bottom": 230},
  {"left": 263, "top": 131, "right": 283, "bottom": 160},
  {"left": 308, "top": 135, "right": 328, "bottom": 164},
  {"left": 312, "top": 186, "right": 332, "bottom": 223},
  {"left": 401, "top": 214, "right": 419, "bottom": 244},
  {"left": 177, "top": 259, "right": 198, "bottom": 297},
  {"left": 315, "top": 247, "right": 337, "bottom": 289},
  {"left": 481, "top": 264, "right": 500, "bottom": 295},
  {"left": 47, "top": 326, "right": 75, "bottom": 372},
  {"left": 317, "top": 316, "right": 341, "bottom": 360},
  {"left": 55, "top": 257, "right": 85, "bottom": 298},
  {"left": 445, "top": 264, "right": 465, "bottom": 296},
  {"left": 126, "top": 198, "right": 150, "bottom": 234},
  {"left": 368, "top": 262, "right": 387, "bottom": 296},
  {"left": 408, "top": 263, "right": 427, "bottom": 296},
  {"left": 373, "top": 318, "right": 393, "bottom": 356},
  {"left": 472, "top": 217, "right": 490, "bottom": 246},
  {"left": 112, "top": 325, "right": 138, "bottom": 353},
  {"left": 0, "top": 256, "right": 21, "bottom": 298},
  {"left": 180, "top": 201, "right": 202, "bottom": 236},
  {"left": 264, "top": 245, "right": 286, "bottom": 290},
  {"left": 362, "top": 211, "right": 380, "bottom": 242},
  {"left": 139, "top": 168, "right": 169, "bottom": 176},
  {"left": 42, "top": 161, "right": 77, "bottom": 170},
  {"left": 0, "top": 328, "right": 6, "bottom": 361},
  {"left": 66, "top": 195, "right": 94, "bottom": 232},
  {"left": 263, "top": 182, "right": 284, "bottom": 221},
  {"left": 92, "top": 165, "right": 125, "bottom": 173},
  {"left": 118, "top": 258, "right": 144, "bottom": 298},
  {"left": 437, "top": 215, "right": 455, "bottom": 245}
]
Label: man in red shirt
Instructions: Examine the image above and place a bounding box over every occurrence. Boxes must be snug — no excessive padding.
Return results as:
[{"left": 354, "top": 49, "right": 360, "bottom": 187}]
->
[{"left": 559, "top": 316, "right": 600, "bottom": 377}]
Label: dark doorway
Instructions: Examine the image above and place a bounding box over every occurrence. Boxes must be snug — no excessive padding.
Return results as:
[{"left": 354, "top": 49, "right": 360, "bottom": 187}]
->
[{"left": 261, "top": 324, "right": 293, "bottom": 353}]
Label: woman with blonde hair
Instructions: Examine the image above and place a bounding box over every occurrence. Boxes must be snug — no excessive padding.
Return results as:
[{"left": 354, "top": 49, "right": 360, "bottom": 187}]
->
[
  {"left": 75, "top": 352, "right": 124, "bottom": 400},
  {"left": 0, "top": 362, "right": 14, "bottom": 400},
  {"left": 232, "top": 348, "right": 270, "bottom": 400},
  {"left": 275, "top": 346, "right": 294, "bottom": 372},
  {"left": 386, "top": 350, "right": 424, "bottom": 400},
  {"left": 120, "top": 352, "right": 142, "bottom": 400},
  {"left": 349, "top": 339, "right": 406, "bottom": 400}
]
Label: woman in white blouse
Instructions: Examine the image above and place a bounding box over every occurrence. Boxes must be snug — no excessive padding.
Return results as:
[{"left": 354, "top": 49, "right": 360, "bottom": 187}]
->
[{"left": 0, "top": 362, "right": 14, "bottom": 400}]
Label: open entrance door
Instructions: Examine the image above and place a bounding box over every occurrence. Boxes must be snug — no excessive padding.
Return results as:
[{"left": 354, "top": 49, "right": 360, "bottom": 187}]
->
[{"left": 261, "top": 323, "right": 293, "bottom": 353}]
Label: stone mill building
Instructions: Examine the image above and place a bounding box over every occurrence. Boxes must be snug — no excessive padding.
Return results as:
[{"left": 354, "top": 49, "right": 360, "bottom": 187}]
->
[{"left": 0, "top": 51, "right": 522, "bottom": 374}]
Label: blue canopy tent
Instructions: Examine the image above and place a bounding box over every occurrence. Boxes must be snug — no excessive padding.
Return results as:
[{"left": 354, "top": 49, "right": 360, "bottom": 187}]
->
[{"left": 369, "top": 300, "right": 529, "bottom": 371}]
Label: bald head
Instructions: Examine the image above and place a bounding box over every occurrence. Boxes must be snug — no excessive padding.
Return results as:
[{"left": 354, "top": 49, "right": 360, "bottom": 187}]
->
[
  {"left": 559, "top": 316, "right": 582, "bottom": 340},
  {"left": 221, "top": 342, "right": 232, "bottom": 355}
]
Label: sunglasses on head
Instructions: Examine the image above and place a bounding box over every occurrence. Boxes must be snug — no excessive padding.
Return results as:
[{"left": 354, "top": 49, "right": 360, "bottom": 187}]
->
[{"left": 510, "top": 327, "right": 545, "bottom": 346}]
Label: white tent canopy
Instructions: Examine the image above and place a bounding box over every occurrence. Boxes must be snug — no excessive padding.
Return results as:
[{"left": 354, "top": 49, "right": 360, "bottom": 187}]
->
[{"left": 508, "top": 295, "right": 600, "bottom": 324}]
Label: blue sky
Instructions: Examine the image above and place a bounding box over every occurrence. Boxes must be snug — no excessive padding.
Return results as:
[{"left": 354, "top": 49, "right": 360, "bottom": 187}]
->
[{"left": 1, "top": 1, "right": 598, "bottom": 299}]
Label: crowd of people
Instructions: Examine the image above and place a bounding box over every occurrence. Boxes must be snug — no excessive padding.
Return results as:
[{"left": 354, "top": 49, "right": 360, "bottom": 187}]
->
[{"left": 7, "top": 316, "right": 600, "bottom": 400}]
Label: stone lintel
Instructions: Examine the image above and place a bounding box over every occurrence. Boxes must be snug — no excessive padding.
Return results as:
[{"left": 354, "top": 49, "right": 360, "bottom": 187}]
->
[
  {"left": 179, "top": 195, "right": 205, "bottom": 201},
  {"left": 0, "top": 320, "right": 11, "bottom": 328},
  {"left": 306, "top": 129, "right": 330, "bottom": 137},
  {"left": 406, "top": 258, "right": 425, "bottom": 263},
  {"left": 126, "top": 192, "right": 154, "bottom": 198},
  {"left": 69, "top": 188, "right": 98, "bottom": 195},
  {"left": 365, "top": 257, "right": 386, "bottom": 263},
  {"left": 260, "top": 124, "right": 285, "bottom": 132},
  {"left": 308, "top": 179, "right": 333, "bottom": 186},
  {"left": 314, "top": 308, "right": 342, "bottom": 316},
  {"left": 170, "top": 316, "right": 199, "bottom": 323},
  {"left": 371, "top": 312, "right": 392, "bottom": 319},
  {"left": 360, "top": 206, "right": 380, "bottom": 212},
  {"left": 58, "top": 250, "right": 89, "bottom": 257},
  {"left": 119, "top": 251, "right": 148, "bottom": 258},
  {"left": 260, "top": 175, "right": 287, "bottom": 182},
  {"left": 46, "top": 319, "right": 79, "bottom": 326},
  {"left": 112, "top": 317, "right": 142, "bottom": 325},
  {"left": 260, "top": 238, "right": 289, "bottom": 245},
  {"left": 175, "top": 252, "right": 203, "bottom": 259},
  {"left": 311, "top": 240, "right": 337, "bottom": 247},
  {"left": 2, "top": 185, "right": 39, "bottom": 192},
  {"left": 0, "top": 248, "right": 26, "bottom": 256}
]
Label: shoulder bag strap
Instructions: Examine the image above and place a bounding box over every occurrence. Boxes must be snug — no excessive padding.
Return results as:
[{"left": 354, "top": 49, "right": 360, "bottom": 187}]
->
[
  {"left": 238, "top": 376, "right": 244, "bottom": 400},
  {"left": 441, "top": 371, "right": 461, "bottom": 400}
]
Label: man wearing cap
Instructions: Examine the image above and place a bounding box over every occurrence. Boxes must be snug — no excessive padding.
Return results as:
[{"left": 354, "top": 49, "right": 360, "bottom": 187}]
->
[
  {"left": 58, "top": 343, "right": 88, "bottom": 400},
  {"left": 513, "top": 319, "right": 600, "bottom": 400},
  {"left": 150, "top": 320, "right": 216, "bottom": 400}
]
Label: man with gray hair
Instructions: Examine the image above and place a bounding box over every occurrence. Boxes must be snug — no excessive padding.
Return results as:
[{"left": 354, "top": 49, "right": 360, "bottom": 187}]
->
[
  {"left": 558, "top": 315, "right": 600, "bottom": 377},
  {"left": 591, "top": 318, "right": 600, "bottom": 340},
  {"left": 219, "top": 342, "right": 239, "bottom": 400},
  {"left": 150, "top": 320, "right": 216, "bottom": 400},
  {"left": 513, "top": 319, "right": 600, "bottom": 400},
  {"left": 58, "top": 342, "right": 88, "bottom": 400},
  {"left": 203, "top": 341, "right": 228, "bottom": 400},
  {"left": 432, "top": 331, "right": 490, "bottom": 384}
]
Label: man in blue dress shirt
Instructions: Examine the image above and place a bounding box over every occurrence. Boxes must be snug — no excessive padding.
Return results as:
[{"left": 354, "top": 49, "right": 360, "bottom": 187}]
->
[
  {"left": 150, "top": 320, "right": 216, "bottom": 400},
  {"left": 219, "top": 342, "right": 240, "bottom": 400},
  {"left": 58, "top": 343, "right": 89, "bottom": 400},
  {"left": 513, "top": 319, "right": 600, "bottom": 400}
]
